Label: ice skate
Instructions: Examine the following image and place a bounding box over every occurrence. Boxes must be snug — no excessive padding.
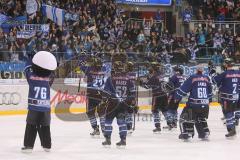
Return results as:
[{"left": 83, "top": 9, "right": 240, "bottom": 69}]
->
[
  {"left": 199, "top": 132, "right": 210, "bottom": 141},
  {"left": 163, "top": 123, "right": 174, "bottom": 130},
  {"left": 163, "top": 125, "right": 172, "bottom": 130},
  {"left": 43, "top": 147, "right": 51, "bottom": 152},
  {"left": 153, "top": 127, "right": 161, "bottom": 133},
  {"left": 102, "top": 137, "right": 111, "bottom": 147},
  {"left": 90, "top": 126, "right": 100, "bottom": 137},
  {"left": 116, "top": 139, "right": 126, "bottom": 148},
  {"left": 225, "top": 130, "right": 236, "bottom": 139},
  {"left": 21, "top": 147, "right": 33, "bottom": 153},
  {"left": 179, "top": 133, "right": 191, "bottom": 141}
]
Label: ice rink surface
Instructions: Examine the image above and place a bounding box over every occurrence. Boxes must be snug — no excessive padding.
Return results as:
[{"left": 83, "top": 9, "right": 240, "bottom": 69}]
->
[{"left": 0, "top": 107, "right": 240, "bottom": 160}]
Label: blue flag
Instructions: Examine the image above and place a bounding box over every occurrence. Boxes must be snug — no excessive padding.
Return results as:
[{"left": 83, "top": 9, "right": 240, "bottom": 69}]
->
[{"left": 41, "top": 4, "right": 65, "bottom": 26}]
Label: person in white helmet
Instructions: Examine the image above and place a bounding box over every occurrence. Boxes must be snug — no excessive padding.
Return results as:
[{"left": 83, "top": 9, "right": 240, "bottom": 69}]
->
[{"left": 21, "top": 51, "right": 57, "bottom": 153}]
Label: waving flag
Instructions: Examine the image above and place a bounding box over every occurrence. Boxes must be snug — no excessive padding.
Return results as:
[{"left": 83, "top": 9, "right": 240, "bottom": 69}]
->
[{"left": 41, "top": 4, "right": 65, "bottom": 26}]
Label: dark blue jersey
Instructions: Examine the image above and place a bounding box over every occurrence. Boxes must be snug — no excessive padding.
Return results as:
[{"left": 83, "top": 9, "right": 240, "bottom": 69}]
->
[
  {"left": 24, "top": 62, "right": 53, "bottom": 112},
  {"left": 212, "top": 69, "right": 240, "bottom": 101},
  {"left": 169, "top": 73, "right": 185, "bottom": 96},
  {"left": 81, "top": 66, "right": 107, "bottom": 89},
  {"left": 80, "top": 66, "right": 108, "bottom": 100},
  {"left": 176, "top": 73, "right": 212, "bottom": 106},
  {"left": 143, "top": 72, "right": 167, "bottom": 97},
  {"left": 104, "top": 72, "right": 135, "bottom": 105}
]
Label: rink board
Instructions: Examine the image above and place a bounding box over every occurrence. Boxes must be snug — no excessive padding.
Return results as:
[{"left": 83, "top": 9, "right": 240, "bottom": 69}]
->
[{"left": 0, "top": 79, "right": 221, "bottom": 116}]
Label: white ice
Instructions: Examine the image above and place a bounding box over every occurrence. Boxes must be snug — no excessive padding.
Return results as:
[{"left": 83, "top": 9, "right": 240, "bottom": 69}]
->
[{"left": 0, "top": 107, "right": 239, "bottom": 160}]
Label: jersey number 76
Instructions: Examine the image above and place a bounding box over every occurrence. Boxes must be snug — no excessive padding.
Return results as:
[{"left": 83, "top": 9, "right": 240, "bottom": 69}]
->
[{"left": 34, "top": 87, "right": 47, "bottom": 99}]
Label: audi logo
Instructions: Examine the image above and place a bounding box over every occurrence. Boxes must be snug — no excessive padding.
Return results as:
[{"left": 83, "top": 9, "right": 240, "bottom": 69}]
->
[{"left": 0, "top": 92, "right": 21, "bottom": 105}]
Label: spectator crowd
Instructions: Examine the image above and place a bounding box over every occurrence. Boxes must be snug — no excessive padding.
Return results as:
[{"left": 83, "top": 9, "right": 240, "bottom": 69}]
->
[{"left": 0, "top": 0, "right": 240, "bottom": 68}]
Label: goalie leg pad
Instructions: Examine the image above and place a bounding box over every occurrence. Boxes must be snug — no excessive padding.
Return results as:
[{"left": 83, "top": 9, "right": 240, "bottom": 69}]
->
[
  {"left": 179, "top": 107, "right": 194, "bottom": 137},
  {"left": 195, "top": 118, "right": 210, "bottom": 138}
]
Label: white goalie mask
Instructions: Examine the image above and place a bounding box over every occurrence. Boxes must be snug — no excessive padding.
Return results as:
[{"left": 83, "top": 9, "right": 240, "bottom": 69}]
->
[{"left": 32, "top": 51, "right": 57, "bottom": 71}]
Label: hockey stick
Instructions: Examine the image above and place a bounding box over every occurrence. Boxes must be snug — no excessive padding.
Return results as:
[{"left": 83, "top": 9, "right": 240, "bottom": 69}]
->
[
  {"left": 78, "top": 76, "right": 81, "bottom": 92},
  {"left": 133, "top": 107, "right": 136, "bottom": 131},
  {"left": 133, "top": 63, "right": 139, "bottom": 131}
]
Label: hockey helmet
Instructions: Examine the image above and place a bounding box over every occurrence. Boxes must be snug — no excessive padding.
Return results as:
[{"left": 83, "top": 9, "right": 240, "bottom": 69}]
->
[
  {"left": 173, "top": 66, "right": 184, "bottom": 75},
  {"left": 32, "top": 51, "right": 57, "bottom": 71},
  {"left": 92, "top": 57, "right": 102, "bottom": 67},
  {"left": 151, "top": 62, "right": 163, "bottom": 72},
  {"left": 224, "top": 58, "right": 234, "bottom": 67},
  {"left": 113, "top": 61, "right": 125, "bottom": 73},
  {"left": 89, "top": 57, "right": 102, "bottom": 72},
  {"left": 127, "top": 61, "right": 134, "bottom": 72}
]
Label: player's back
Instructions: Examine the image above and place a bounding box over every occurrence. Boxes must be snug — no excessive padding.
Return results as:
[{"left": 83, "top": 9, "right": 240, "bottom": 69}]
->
[
  {"left": 188, "top": 74, "right": 211, "bottom": 101},
  {"left": 112, "top": 72, "right": 132, "bottom": 99},
  {"left": 25, "top": 66, "right": 51, "bottom": 112},
  {"left": 147, "top": 72, "right": 167, "bottom": 97},
  {"left": 216, "top": 70, "right": 240, "bottom": 101},
  {"left": 177, "top": 73, "right": 212, "bottom": 106},
  {"left": 84, "top": 67, "right": 106, "bottom": 88}
]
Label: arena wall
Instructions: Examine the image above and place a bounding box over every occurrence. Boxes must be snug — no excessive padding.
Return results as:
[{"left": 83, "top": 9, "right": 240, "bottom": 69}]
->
[{"left": 0, "top": 79, "right": 220, "bottom": 116}]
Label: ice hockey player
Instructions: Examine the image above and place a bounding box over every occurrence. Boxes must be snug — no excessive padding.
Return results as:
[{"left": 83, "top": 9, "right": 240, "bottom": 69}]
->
[
  {"left": 175, "top": 64, "right": 212, "bottom": 140},
  {"left": 102, "top": 61, "right": 135, "bottom": 147},
  {"left": 212, "top": 59, "right": 240, "bottom": 138},
  {"left": 22, "top": 51, "right": 57, "bottom": 153},
  {"left": 166, "top": 66, "right": 185, "bottom": 129},
  {"left": 139, "top": 62, "right": 169, "bottom": 133},
  {"left": 126, "top": 61, "right": 138, "bottom": 134},
  {"left": 79, "top": 56, "right": 107, "bottom": 137}
]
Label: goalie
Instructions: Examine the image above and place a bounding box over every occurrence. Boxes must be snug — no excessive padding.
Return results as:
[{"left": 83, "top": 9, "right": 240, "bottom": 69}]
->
[{"left": 175, "top": 64, "right": 212, "bottom": 140}]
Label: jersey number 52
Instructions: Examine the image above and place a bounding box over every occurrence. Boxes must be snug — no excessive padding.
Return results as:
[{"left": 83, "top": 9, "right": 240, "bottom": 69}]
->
[{"left": 116, "top": 86, "right": 127, "bottom": 98}]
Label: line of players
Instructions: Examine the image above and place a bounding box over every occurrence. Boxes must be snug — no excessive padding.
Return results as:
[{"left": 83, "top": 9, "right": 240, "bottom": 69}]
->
[
  {"left": 21, "top": 51, "right": 240, "bottom": 153},
  {"left": 79, "top": 54, "right": 240, "bottom": 147}
]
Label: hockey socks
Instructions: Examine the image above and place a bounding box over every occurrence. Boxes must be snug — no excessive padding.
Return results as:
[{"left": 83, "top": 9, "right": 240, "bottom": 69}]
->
[
  {"left": 100, "top": 116, "right": 105, "bottom": 134},
  {"left": 152, "top": 112, "right": 161, "bottom": 129},
  {"left": 117, "top": 118, "right": 127, "bottom": 139}
]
